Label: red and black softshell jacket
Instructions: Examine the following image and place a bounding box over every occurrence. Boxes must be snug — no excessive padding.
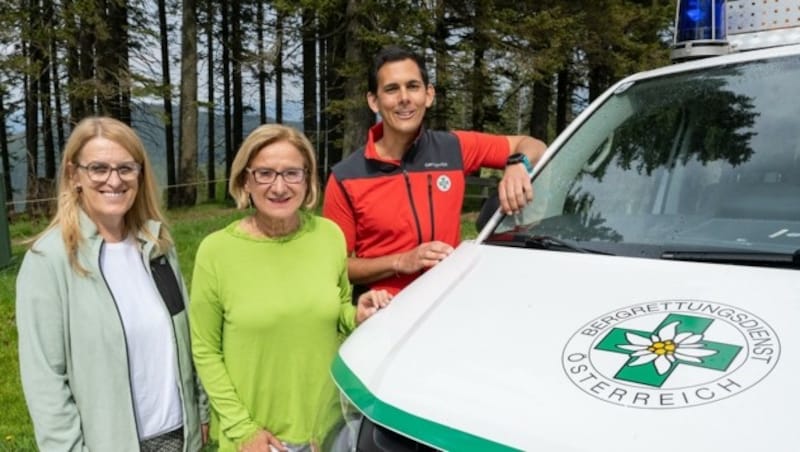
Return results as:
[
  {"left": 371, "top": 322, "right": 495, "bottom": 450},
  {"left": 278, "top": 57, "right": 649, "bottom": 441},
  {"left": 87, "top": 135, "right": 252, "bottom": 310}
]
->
[{"left": 323, "top": 123, "right": 509, "bottom": 295}]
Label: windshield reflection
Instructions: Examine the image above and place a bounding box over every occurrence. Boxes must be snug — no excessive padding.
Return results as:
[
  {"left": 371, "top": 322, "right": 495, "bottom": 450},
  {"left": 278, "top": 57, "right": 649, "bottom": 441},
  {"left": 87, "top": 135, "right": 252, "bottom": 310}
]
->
[{"left": 491, "top": 55, "right": 800, "bottom": 257}]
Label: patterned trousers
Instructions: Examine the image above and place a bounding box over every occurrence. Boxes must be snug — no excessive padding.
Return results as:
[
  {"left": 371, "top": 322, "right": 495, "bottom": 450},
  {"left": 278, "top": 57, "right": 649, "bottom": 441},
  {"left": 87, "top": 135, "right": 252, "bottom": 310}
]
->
[{"left": 140, "top": 427, "right": 184, "bottom": 452}]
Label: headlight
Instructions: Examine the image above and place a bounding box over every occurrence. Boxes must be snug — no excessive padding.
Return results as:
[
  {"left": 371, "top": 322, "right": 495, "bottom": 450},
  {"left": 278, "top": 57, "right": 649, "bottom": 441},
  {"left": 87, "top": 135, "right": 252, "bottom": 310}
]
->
[
  {"left": 355, "top": 417, "right": 438, "bottom": 452},
  {"left": 321, "top": 390, "right": 438, "bottom": 451},
  {"left": 314, "top": 391, "right": 363, "bottom": 452}
]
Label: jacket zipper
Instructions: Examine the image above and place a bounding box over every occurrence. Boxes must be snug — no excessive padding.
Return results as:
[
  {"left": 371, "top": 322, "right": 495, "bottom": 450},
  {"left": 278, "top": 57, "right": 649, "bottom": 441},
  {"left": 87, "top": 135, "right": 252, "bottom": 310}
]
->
[
  {"left": 145, "top": 254, "right": 188, "bottom": 447},
  {"left": 403, "top": 168, "right": 423, "bottom": 245},
  {"left": 97, "top": 241, "right": 143, "bottom": 443},
  {"left": 427, "top": 174, "right": 435, "bottom": 241}
]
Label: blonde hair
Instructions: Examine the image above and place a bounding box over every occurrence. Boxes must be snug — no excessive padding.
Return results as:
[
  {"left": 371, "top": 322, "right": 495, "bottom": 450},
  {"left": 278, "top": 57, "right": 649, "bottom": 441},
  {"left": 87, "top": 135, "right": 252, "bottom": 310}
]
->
[
  {"left": 32, "top": 116, "right": 171, "bottom": 275},
  {"left": 229, "top": 124, "right": 320, "bottom": 210}
]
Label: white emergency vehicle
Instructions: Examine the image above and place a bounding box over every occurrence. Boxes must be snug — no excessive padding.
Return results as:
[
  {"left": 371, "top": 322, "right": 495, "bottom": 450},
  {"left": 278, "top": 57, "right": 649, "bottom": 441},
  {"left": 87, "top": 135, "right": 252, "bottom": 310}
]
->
[{"left": 322, "top": 1, "right": 800, "bottom": 450}]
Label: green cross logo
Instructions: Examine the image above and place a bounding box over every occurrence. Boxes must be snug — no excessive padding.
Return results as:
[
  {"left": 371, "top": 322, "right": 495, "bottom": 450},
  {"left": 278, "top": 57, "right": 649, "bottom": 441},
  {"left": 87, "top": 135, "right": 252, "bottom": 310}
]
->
[{"left": 595, "top": 313, "right": 742, "bottom": 388}]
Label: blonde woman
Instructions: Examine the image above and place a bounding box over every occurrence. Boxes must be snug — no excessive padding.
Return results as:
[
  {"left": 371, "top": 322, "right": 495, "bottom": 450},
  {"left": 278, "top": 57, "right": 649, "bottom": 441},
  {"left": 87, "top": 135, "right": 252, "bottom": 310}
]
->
[
  {"left": 190, "top": 124, "right": 391, "bottom": 452},
  {"left": 16, "top": 117, "right": 208, "bottom": 451}
]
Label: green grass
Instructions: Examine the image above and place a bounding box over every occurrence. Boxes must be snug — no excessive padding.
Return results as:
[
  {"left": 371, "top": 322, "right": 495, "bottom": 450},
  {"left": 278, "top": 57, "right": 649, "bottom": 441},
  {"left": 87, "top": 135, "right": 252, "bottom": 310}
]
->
[{"left": 0, "top": 202, "right": 482, "bottom": 449}]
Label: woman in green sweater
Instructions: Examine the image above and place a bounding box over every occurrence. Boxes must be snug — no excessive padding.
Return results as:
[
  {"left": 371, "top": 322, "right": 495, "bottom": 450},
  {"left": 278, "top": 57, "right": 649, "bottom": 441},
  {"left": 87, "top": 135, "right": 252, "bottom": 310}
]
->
[{"left": 189, "top": 124, "right": 391, "bottom": 452}]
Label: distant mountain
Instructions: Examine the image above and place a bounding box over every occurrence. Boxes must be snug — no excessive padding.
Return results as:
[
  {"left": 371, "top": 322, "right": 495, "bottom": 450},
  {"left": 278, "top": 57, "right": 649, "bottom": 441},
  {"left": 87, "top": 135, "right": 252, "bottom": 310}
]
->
[{"left": 4, "top": 103, "right": 303, "bottom": 211}]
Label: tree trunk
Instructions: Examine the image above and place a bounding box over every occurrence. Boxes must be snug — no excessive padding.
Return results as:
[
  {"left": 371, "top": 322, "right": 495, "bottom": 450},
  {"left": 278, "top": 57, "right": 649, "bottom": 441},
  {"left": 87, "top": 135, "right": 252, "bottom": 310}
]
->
[
  {"left": 64, "top": 0, "right": 86, "bottom": 124},
  {"left": 79, "top": 7, "right": 95, "bottom": 117},
  {"left": 206, "top": 0, "right": 216, "bottom": 201},
  {"left": 221, "top": 1, "right": 233, "bottom": 185},
  {"left": 430, "top": 0, "right": 449, "bottom": 130},
  {"left": 231, "top": 0, "right": 243, "bottom": 154},
  {"left": 114, "top": 1, "right": 131, "bottom": 124},
  {"left": 341, "top": 0, "right": 372, "bottom": 158},
  {"left": 588, "top": 63, "right": 612, "bottom": 103},
  {"left": 177, "top": 0, "right": 198, "bottom": 206},
  {"left": 470, "top": 0, "right": 489, "bottom": 132},
  {"left": 159, "top": 0, "right": 177, "bottom": 207},
  {"left": 24, "top": 3, "right": 42, "bottom": 214},
  {"left": 319, "top": 24, "right": 330, "bottom": 181},
  {"left": 40, "top": 0, "right": 56, "bottom": 179},
  {"left": 301, "top": 7, "right": 317, "bottom": 148},
  {"left": 326, "top": 15, "right": 346, "bottom": 164},
  {"left": 257, "top": 1, "right": 267, "bottom": 124},
  {"left": 555, "top": 68, "right": 570, "bottom": 134},
  {"left": 0, "top": 91, "right": 12, "bottom": 207},
  {"left": 275, "top": 8, "right": 284, "bottom": 124},
  {"left": 96, "top": 0, "right": 115, "bottom": 117},
  {"left": 51, "top": 30, "right": 65, "bottom": 151},
  {"left": 96, "top": 0, "right": 132, "bottom": 123},
  {"left": 530, "top": 75, "right": 552, "bottom": 143}
]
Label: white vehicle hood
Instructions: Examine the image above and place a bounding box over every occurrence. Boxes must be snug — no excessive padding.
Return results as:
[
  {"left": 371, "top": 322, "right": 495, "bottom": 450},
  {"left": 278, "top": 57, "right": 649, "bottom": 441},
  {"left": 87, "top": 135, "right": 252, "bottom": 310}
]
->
[{"left": 333, "top": 242, "right": 800, "bottom": 451}]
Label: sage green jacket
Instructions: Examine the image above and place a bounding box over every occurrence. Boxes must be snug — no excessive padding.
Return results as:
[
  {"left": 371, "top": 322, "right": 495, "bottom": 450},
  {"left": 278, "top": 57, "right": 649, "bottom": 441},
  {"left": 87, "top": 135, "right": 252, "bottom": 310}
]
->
[{"left": 16, "top": 212, "right": 209, "bottom": 451}]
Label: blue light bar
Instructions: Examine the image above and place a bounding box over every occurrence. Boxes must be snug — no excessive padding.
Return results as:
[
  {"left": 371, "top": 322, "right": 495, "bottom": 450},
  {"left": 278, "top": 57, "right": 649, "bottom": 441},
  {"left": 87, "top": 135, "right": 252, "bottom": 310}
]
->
[
  {"left": 671, "top": 0, "right": 730, "bottom": 62},
  {"left": 676, "top": 0, "right": 726, "bottom": 42}
]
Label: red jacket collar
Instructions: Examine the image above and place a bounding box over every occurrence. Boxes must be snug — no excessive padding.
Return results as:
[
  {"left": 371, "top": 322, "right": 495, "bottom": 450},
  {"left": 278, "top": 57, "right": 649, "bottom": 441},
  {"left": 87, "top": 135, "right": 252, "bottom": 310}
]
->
[{"left": 364, "top": 122, "right": 424, "bottom": 163}]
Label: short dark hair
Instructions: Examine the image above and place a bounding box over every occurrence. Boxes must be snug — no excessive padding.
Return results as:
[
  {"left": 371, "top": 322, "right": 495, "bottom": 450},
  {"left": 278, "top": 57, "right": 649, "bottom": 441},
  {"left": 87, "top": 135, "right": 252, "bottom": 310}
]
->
[{"left": 368, "top": 46, "right": 430, "bottom": 95}]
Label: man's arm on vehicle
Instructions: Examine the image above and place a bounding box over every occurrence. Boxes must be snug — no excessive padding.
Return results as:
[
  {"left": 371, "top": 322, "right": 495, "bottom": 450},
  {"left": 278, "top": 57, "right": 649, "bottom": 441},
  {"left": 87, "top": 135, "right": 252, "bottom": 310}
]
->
[
  {"left": 509, "top": 135, "right": 547, "bottom": 165},
  {"left": 348, "top": 241, "right": 454, "bottom": 285},
  {"left": 347, "top": 254, "right": 398, "bottom": 285},
  {"left": 498, "top": 135, "right": 547, "bottom": 214}
]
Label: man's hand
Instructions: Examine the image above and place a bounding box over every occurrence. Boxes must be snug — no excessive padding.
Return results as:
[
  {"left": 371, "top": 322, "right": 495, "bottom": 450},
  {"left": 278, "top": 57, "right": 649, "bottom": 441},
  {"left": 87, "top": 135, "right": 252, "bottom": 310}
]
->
[
  {"left": 356, "top": 289, "right": 393, "bottom": 325},
  {"left": 498, "top": 162, "right": 533, "bottom": 214},
  {"left": 394, "top": 241, "right": 454, "bottom": 275}
]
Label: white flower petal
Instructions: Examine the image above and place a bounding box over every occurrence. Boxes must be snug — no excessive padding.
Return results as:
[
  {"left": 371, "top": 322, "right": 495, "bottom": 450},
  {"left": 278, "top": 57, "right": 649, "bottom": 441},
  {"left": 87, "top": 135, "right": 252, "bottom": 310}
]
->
[
  {"left": 651, "top": 334, "right": 660, "bottom": 342},
  {"left": 655, "top": 356, "right": 673, "bottom": 375},
  {"left": 675, "top": 347, "right": 717, "bottom": 358},
  {"left": 657, "top": 321, "right": 679, "bottom": 341},
  {"left": 625, "top": 333, "right": 652, "bottom": 346},
  {"left": 629, "top": 353, "right": 658, "bottom": 366},
  {"left": 619, "top": 344, "right": 648, "bottom": 352},
  {"left": 666, "top": 355, "right": 676, "bottom": 363},
  {"left": 673, "top": 332, "right": 693, "bottom": 343},
  {"left": 676, "top": 333, "right": 703, "bottom": 345},
  {"left": 631, "top": 350, "right": 652, "bottom": 357},
  {"left": 674, "top": 354, "right": 702, "bottom": 363}
]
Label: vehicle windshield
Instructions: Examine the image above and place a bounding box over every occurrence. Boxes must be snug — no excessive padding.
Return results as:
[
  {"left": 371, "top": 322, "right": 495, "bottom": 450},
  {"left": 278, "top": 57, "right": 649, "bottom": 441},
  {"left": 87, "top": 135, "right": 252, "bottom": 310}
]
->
[{"left": 489, "top": 53, "right": 800, "bottom": 260}]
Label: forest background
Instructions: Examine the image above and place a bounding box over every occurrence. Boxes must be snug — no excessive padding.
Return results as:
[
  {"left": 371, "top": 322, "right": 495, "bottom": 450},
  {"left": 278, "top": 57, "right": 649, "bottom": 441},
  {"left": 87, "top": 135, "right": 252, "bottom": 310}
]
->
[{"left": 0, "top": 0, "right": 676, "bottom": 214}]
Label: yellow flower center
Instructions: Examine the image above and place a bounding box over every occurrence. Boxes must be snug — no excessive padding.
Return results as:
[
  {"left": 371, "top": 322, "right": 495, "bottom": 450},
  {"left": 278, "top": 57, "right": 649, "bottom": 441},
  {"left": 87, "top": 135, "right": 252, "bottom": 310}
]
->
[{"left": 648, "top": 340, "right": 676, "bottom": 356}]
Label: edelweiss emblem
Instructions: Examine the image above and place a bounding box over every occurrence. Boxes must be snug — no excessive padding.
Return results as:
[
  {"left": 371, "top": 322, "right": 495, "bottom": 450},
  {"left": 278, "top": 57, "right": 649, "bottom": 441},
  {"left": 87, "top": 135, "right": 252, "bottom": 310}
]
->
[
  {"left": 563, "top": 301, "right": 779, "bottom": 408},
  {"left": 436, "top": 175, "right": 451, "bottom": 192}
]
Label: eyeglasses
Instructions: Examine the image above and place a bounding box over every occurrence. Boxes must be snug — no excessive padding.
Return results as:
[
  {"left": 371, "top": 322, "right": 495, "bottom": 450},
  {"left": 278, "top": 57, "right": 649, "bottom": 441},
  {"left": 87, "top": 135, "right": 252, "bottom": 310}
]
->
[
  {"left": 246, "top": 167, "right": 307, "bottom": 185},
  {"left": 75, "top": 161, "right": 142, "bottom": 182}
]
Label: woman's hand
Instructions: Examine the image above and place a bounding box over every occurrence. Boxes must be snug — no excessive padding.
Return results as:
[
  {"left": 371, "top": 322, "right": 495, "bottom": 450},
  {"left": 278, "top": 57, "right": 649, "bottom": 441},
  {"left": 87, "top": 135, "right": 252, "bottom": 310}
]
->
[
  {"left": 356, "top": 289, "right": 393, "bottom": 325},
  {"left": 239, "top": 429, "right": 286, "bottom": 452}
]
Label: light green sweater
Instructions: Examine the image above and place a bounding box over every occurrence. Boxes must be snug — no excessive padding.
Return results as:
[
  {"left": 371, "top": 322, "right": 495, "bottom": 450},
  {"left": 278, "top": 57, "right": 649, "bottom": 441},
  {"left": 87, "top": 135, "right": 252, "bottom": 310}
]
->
[{"left": 189, "top": 213, "right": 356, "bottom": 450}]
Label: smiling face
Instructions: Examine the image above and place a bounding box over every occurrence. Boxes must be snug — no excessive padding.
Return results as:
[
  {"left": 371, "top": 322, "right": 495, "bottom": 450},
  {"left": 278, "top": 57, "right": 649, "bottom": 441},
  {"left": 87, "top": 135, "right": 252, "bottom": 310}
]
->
[
  {"left": 367, "top": 58, "right": 435, "bottom": 139},
  {"left": 244, "top": 140, "right": 308, "bottom": 222},
  {"left": 71, "top": 136, "right": 139, "bottom": 239}
]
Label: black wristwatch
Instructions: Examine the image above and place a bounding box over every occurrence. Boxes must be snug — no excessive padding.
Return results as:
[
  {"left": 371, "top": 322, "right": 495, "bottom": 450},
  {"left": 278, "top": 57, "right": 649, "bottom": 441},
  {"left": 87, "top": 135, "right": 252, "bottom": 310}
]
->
[{"left": 506, "top": 153, "right": 533, "bottom": 172}]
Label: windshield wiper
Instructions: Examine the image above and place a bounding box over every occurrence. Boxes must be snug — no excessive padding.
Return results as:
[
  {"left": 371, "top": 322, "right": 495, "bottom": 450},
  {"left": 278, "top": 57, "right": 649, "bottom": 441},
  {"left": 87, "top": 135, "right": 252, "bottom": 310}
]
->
[
  {"left": 523, "top": 235, "right": 610, "bottom": 254},
  {"left": 661, "top": 250, "right": 800, "bottom": 268}
]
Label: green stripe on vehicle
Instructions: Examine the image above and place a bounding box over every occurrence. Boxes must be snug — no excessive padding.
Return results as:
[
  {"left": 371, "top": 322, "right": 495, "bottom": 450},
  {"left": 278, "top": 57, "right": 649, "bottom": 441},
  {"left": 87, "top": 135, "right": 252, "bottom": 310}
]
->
[{"left": 331, "top": 354, "right": 522, "bottom": 452}]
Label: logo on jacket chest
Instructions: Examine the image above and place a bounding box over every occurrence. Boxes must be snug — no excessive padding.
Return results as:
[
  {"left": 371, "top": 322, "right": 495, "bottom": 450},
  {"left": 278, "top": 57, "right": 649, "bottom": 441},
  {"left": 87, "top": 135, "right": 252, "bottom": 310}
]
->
[{"left": 436, "top": 175, "right": 452, "bottom": 192}]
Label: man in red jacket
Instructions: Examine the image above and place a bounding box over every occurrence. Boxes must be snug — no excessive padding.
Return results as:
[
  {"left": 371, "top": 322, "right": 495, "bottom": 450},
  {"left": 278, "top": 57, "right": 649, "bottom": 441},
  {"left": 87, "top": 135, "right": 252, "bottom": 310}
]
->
[{"left": 323, "top": 46, "right": 546, "bottom": 296}]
